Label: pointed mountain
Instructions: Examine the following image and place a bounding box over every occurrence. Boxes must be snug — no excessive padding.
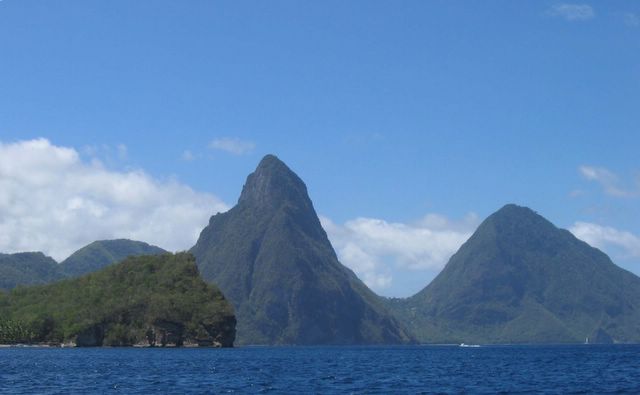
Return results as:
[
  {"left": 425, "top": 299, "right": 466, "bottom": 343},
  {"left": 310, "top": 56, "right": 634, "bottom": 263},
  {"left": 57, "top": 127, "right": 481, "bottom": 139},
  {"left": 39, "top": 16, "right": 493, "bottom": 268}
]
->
[
  {"left": 388, "top": 204, "right": 640, "bottom": 344},
  {"left": 191, "top": 154, "right": 413, "bottom": 345},
  {"left": 60, "top": 239, "right": 167, "bottom": 277},
  {"left": 0, "top": 252, "right": 64, "bottom": 290}
]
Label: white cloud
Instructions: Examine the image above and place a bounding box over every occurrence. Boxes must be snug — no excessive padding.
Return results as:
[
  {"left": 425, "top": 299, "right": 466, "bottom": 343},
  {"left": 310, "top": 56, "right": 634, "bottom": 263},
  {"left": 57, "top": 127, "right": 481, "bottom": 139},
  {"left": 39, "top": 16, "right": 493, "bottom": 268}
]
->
[
  {"left": 547, "top": 4, "right": 595, "bottom": 21},
  {"left": 321, "top": 213, "right": 478, "bottom": 292},
  {"left": 579, "top": 165, "right": 639, "bottom": 198},
  {"left": 209, "top": 137, "right": 255, "bottom": 155},
  {"left": 0, "top": 139, "right": 229, "bottom": 261},
  {"left": 570, "top": 222, "right": 640, "bottom": 259}
]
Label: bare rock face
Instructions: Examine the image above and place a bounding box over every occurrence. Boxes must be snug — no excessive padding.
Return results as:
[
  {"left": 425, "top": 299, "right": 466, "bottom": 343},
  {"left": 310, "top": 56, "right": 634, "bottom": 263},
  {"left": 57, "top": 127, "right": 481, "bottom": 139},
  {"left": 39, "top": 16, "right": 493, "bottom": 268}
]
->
[
  {"left": 191, "top": 155, "right": 413, "bottom": 345},
  {"left": 75, "top": 325, "right": 105, "bottom": 347},
  {"left": 142, "top": 316, "right": 237, "bottom": 348},
  {"left": 146, "top": 321, "right": 185, "bottom": 347},
  {"left": 203, "top": 315, "right": 236, "bottom": 348}
]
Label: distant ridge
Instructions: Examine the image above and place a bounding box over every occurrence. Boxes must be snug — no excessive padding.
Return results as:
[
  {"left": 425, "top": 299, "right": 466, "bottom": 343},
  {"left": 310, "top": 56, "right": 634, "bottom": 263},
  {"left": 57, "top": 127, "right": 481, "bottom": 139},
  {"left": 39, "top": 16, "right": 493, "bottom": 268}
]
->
[
  {"left": 387, "top": 204, "right": 640, "bottom": 344},
  {"left": 191, "top": 154, "right": 413, "bottom": 345},
  {"left": 0, "top": 252, "right": 64, "bottom": 291},
  {"left": 60, "top": 239, "right": 167, "bottom": 277},
  {"left": 1, "top": 239, "right": 167, "bottom": 290}
]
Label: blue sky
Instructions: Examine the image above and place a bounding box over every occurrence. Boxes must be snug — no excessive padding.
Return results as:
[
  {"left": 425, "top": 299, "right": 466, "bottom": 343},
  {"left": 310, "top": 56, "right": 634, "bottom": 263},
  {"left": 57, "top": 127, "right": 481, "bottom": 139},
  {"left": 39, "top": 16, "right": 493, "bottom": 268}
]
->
[{"left": 1, "top": 1, "right": 639, "bottom": 296}]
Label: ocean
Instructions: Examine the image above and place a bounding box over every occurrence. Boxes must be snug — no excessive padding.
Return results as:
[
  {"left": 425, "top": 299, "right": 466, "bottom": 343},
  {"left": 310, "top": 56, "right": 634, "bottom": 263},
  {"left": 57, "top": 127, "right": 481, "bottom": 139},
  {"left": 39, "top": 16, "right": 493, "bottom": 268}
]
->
[{"left": 1, "top": 345, "right": 639, "bottom": 394}]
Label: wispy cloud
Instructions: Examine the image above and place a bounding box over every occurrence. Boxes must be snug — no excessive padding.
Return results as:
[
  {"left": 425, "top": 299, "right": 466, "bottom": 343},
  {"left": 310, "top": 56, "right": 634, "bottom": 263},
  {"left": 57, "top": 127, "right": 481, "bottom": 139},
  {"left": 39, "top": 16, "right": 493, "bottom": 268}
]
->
[
  {"left": 321, "top": 213, "right": 478, "bottom": 292},
  {"left": 622, "top": 12, "right": 640, "bottom": 27},
  {"left": 81, "top": 143, "right": 129, "bottom": 167},
  {"left": 181, "top": 150, "right": 197, "bottom": 162},
  {"left": 116, "top": 144, "right": 128, "bottom": 160},
  {"left": 209, "top": 137, "right": 256, "bottom": 155},
  {"left": 570, "top": 222, "right": 640, "bottom": 259},
  {"left": 0, "top": 139, "right": 229, "bottom": 261},
  {"left": 569, "top": 189, "right": 586, "bottom": 198},
  {"left": 547, "top": 3, "right": 595, "bottom": 21},
  {"left": 579, "top": 165, "right": 639, "bottom": 198}
]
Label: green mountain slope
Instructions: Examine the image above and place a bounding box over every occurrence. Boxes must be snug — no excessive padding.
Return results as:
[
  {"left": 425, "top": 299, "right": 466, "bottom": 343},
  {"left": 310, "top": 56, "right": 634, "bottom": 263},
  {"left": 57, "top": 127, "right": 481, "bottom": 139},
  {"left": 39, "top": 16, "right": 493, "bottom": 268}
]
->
[
  {"left": 60, "top": 239, "right": 167, "bottom": 277},
  {"left": 387, "top": 204, "right": 640, "bottom": 344},
  {"left": 0, "top": 253, "right": 235, "bottom": 347},
  {"left": 0, "top": 252, "right": 64, "bottom": 291},
  {"left": 191, "top": 154, "right": 413, "bottom": 345}
]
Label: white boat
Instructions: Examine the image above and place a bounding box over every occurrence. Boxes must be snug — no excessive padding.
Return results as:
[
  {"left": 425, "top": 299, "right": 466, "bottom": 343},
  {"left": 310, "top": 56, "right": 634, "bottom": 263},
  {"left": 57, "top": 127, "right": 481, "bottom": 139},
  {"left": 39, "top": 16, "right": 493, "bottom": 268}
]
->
[{"left": 459, "top": 343, "right": 480, "bottom": 348}]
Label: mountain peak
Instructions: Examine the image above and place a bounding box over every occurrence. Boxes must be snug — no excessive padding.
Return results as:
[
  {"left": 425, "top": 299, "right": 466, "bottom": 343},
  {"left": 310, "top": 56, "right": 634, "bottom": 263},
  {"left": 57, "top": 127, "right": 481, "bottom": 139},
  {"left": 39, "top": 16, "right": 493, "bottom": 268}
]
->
[
  {"left": 493, "top": 203, "right": 538, "bottom": 218},
  {"left": 191, "top": 155, "right": 413, "bottom": 345},
  {"left": 237, "top": 154, "right": 310, "bottom": 210},
  {"left": 496, "top": 203, "right": 533, "bottom": 214},
  {"left": 257, "top": 153, "right": 284, "bottom": 168},
  {"left": 391, "top": 204, "right": 640, "bottom": 344},
  {"left": 478, "top": 203, "right": 555, "bottom": 241}
]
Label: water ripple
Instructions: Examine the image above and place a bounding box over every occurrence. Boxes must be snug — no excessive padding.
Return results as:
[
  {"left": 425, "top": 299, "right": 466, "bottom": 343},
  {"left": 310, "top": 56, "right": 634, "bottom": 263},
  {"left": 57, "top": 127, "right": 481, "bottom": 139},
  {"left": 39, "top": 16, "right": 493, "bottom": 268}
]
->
[{"left": 1, "top": 345, "right": 639, "bottom": 394}]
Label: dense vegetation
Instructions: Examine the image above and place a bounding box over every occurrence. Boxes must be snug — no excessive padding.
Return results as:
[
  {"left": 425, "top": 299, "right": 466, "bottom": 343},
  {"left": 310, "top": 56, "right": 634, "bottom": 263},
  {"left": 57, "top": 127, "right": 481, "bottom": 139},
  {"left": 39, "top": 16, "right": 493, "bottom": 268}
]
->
[
  {"left": 0, "top": 252, "right": 65, "bottom": 291},
  {"left": 0, "top": 253, "right": 235, "bottom": 347},
  {"left": 387, "top": 204, "right": 640, "bottom": 344},
  {"left": 191, "top": 154, "right": 413, "bottom": 345},
  {"left": 6, "top": 158, "right": 640, "bottom": 347},
  {"left": 60, "top": 239, "right": 167, "bottom": 277}
]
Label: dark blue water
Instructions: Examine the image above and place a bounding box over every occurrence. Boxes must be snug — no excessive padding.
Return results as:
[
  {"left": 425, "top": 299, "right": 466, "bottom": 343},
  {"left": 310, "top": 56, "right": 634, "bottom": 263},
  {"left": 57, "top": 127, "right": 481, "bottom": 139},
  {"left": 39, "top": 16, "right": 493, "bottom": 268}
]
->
[{"left": 1, "top": 345, "right": 639, "bottom": 394}]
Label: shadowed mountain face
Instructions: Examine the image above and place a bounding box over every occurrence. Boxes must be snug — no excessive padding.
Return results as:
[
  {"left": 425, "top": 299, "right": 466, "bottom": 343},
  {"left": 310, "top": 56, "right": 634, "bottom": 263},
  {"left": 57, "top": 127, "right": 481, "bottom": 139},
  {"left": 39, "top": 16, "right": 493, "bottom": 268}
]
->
[
  {"left": 0, "top": 252, "right": 64, "bottom": 291},
  {"left": 191, "top": 155, "right": 413, "bottom": 345},
  {"left": 60, "top": 239, "right": 167, "bottom": 277},
  {"left": 387, "top": 204, "right": 640, "bottom": 344}
]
